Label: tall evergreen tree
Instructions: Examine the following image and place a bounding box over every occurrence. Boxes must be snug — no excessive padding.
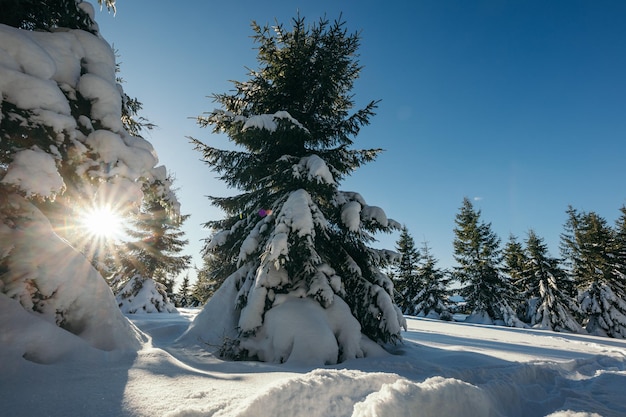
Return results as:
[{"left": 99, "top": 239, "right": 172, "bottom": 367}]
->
[
  {"left": 113, "top": 175, "right": 191, "bottom": 313},
  {"left": 613, "top": 206, "right": 626, "bottom": 285},
  {"left": 452, "top": 198, "right": 522, "bottom": 326},
  {"left": 503, "top": 235, "right": 528, "bottom": 318},
  {"left": 503, "top": 235, "right": 527, "bottom": 288},
  {"left": 176, "top": 273, "right": 196, "bottom": 307},
  {"left": 524, "top": 230, "right": 583, "bottom": 332},
  {"left": 120, "top": 177, "right": 190, "bottom": 281},
  {"left": 190, "top": 264, "right": 214, "bottom": 306},
  {"left": 408, "top": 242, "right": 452, "bottom": 320},
  {"left": 392, "top": 226, "right": 421, "bottom": 313},
  {"left": 560, "top": 206, "right": 582, "bottom": 282},
  {"left": 561, "top": 208, "right": 626, "bottom": 337},
  {"left": 188, "top": 15, "right": 405, "bottom": 364}
]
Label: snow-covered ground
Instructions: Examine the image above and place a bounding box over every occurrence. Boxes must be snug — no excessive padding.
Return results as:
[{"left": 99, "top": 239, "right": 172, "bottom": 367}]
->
[{"left": 1, "top": 307, "right": 625, "bottom": 417}]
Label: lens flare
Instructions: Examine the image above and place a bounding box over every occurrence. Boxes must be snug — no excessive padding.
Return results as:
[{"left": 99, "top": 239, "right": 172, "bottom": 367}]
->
[{"left": 80, "top": 205, "right": 124, "bottom": 240}]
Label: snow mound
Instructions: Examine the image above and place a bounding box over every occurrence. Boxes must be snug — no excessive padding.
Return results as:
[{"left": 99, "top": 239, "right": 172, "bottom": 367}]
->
[
  {"left": 232, "top": 369, "right": 493, "bottom": 417},
  {"left": 177, "top": 273, "right": 240, "bottom": 346},
  {"left": 0, "top": 293, "right": 94, "bottom": 365},
  {"left": 116, "top": 276, "right": 177, "bottom": 314},
  {"left": 240, "top": 295, "right": 368, "bottom": 365},
  {"left": 0, "top": 195, "right": 145, "bottom": 354},
  {"left": 179, "top": 278, "right": 386, "bottom": 366}
]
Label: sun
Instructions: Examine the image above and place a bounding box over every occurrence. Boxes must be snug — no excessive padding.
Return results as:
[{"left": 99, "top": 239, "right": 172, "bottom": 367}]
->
[{"left": 80, "top": 205, "right": 125, "bottom": 240}]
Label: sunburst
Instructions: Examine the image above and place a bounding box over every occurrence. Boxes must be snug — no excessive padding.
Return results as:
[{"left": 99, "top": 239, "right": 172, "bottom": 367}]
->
[{"left": 79, "top": 205, "right": 125, "bottom": 241}]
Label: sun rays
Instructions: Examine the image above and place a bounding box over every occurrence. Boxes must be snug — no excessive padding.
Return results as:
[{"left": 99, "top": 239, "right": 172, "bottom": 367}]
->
[{"left": 80, "top": 205, "right": 125, "bottom": 241}]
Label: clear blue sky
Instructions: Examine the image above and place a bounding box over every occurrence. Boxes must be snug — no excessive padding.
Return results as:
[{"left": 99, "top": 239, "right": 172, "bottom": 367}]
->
[{"left": 96, "top": 1, "right": 626, "bottom": 279}]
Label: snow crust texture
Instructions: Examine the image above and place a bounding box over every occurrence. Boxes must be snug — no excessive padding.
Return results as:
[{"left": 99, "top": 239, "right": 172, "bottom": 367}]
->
[
  {"left": 4, "top": 310, "right": 625, "bottom": 417},
  {"left": 234, "top": 369, "right": 493, "bottom": 417}
]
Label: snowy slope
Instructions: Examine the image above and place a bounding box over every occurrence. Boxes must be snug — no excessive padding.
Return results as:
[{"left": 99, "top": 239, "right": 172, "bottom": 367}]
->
[{"left": 1, "top": 308, "right": 625, "bottom": 417}]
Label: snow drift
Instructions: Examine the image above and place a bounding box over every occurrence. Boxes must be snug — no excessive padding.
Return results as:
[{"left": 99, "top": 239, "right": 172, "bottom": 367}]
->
[
  {"left": 116, "top": 276, "right": 178, "bottom": 314},
  {"left": 4, "top": 309, "right": 625, "bottom": 417},
  {"left": 180, "top": 276, "right": 387, "bottom": 365},
  {"left": 0, "top": 195, "right": 145, "bottom": 355}
]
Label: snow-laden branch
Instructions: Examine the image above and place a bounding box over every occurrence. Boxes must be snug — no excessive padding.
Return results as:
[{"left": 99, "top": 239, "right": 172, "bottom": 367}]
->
[
  {"left": 291, "top": 154, "right": 336, "bottom": 185},
  {"left": 205, "top": 109, "right": 309, "bottom": 134},
  {"left": 0, "top": 23, "right": 172, "bottom": 208}
]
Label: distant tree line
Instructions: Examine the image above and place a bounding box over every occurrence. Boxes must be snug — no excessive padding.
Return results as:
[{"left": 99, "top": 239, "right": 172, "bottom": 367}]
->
[{"left": 389, "top": 197, "right": 626, "bottom": 339}]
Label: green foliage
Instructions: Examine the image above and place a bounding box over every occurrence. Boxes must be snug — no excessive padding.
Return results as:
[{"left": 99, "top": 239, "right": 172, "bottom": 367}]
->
[
  {"left": 410, "top": 242, "right": 452, "bottom": 320},
  {"left": 192, "top": 14, "right": 403, "bottom": 351},
  {"left": 614, "top": 206, "right": 626, "bottom": 281},
  {"left": 191, "top": 15, "right": 381, "bottom": 223},
  {"left": 521, "top": 230, "right": 581, "bottom": 331},
  {"left": 113, "top": 177, "right": 191, "bottom": 288},
  {"left": 561, "top": 207, "right": 615, "bottom": 288},
  {"left": 193, "top": 251, "right": 234, "bottom": 305},
  {"left": 503, "top": 235, "right": 527, "bottom": 291},
  {"left": 560, "top": 207, "right": 626, "bottom": 336},
  {"left": 452, "top": 197, "right": 515, "bottom": 322},
  {"left": 175, "top": 273, "right": 200, "bottom": 307},
  {"left": 0, "top": 0, "right": 95, "bottom": 32},
  {"left": 391, "top": 226, "right": 422, "bottom": 312}
]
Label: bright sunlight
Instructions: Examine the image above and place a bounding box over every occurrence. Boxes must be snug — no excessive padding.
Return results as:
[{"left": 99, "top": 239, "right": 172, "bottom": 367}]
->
[{"left": 80, "top": 205, "right": 125, "bottom": 241}]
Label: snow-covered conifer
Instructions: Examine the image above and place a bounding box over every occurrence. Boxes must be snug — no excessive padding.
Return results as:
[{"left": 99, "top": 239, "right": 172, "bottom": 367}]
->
[
  {"left": 185, "top": 15, "right": 405, "bottom": 364},
  {"left": 452, "top": 198, "right": 524, "bottom": 327},
  {"left": 0, "top": 1, "right": 172, "bottom": 350},
  {"left": 193, "top": 249, "right": 232, "bottom": 305},
  {"left": 504, "top": 235, "right": 527, "bottom": 291},
  {"left": 112, "top": 174, "right": 190, "bottom": 313},
  {"left": 561, "top": 208, "right": 626, "bottom": 338},
  {"left": 116, "top": 275, "right": 177, "bottom": 314},
  {"left": 175, "top": 273, "right": 196, "bottom": 307},
  {"left": 523, "top": 231, "right": 583, "bottom": 332},
  {"left": 392, "top": 226, "right": 422, "bottom": 313},
  {"left": 408, "top": 243, "right": 452, "bottom": 320},
  {"left": 613, "top": 206, "right": 626, "bottom": 288},
  {"left": 503, "top": 235, "right": 529, "bottom": 319}
]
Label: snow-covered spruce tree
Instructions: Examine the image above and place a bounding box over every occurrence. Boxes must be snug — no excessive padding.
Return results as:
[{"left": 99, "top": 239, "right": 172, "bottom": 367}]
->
[
  {"left": 185, "top": 16, "right": 405, "bottom": 364},
  {"left": 113, "top": 174, "right": 191, "bottom": 313},
  {"left": 452, "top": 198, "right": 524, "bottom": 326},
  {"left": 408, "top": 242, "right": 452, "bottom": 320},
  {"left": 614, "top": 206, "right": 626, "bottom": 289},
  {"left": 504, "top": 235, "right": 526, "bottom": 288},
  {"left": 40, "top": 56, "right": 159, "bottom": 277},
  {"left": 523, "top": 230, "right": 583, "bottom": 332},
  {"left": 0, "top": 1, "right": 175, "bottom": 352},
  {"left": 503, "top": 235, "right": 531, "bottom": 320},
  {"left": 175, "top": 273, "right": 196, "bottom": 307},
  {"left": 561, "top": 208, "right": 626, "bottom": 338},
  {"left": 392, "top": 226, "right": 422, "bottom": 313}
]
